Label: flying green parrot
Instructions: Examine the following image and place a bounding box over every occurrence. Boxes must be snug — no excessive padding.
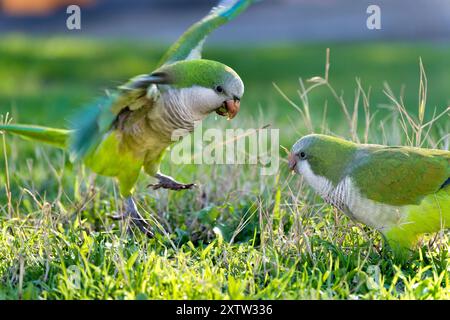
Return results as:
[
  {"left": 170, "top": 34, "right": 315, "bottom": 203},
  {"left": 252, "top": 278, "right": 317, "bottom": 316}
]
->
[
  {"left": 289, "top": 134, "right": 450, "bottom": 259},
  {"left": 0, "top": 0, "right": 257, "bottom": 236}
]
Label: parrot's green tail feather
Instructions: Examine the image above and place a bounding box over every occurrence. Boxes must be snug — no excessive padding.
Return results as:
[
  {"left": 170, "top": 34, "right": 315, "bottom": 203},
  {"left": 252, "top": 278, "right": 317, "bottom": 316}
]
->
[{"left": 0, "top": 124, "right": 70, "bottom": 148}]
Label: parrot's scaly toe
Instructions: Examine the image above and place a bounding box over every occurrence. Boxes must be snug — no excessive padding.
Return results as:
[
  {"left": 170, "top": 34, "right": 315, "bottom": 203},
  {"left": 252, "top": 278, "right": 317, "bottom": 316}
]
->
[
  {"left": 113, "top": 197, "right": 154, "bottom": 238},
  {"left": 149, "top": 173, "right": 197, "bottom": 191},
  {"left": 149, "top": 182, "right": 197, "bottom": 191}
]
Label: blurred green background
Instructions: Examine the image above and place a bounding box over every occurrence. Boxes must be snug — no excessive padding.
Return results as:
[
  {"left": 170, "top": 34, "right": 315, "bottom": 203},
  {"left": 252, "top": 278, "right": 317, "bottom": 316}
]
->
[
  {"left": 1, "top": 36, "right": 449, "bottom": 139},
  {"left": 1, "top": 0, "right": 449, "bottom": 147}
]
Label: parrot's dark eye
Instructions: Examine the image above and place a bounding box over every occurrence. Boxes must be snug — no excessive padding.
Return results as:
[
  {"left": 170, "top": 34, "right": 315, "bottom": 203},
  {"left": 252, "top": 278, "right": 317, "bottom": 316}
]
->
[
  {"left": 215, "top": 85, "right": 224, "bottom": 93},
  {"left": 299, "top": 152, "right": 306, "bottom": 159}
]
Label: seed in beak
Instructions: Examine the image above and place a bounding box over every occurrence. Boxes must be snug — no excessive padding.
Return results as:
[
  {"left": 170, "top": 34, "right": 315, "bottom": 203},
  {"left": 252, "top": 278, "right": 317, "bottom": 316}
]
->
[
  {"left": 215, "top": 102, "right": 228, "bottom": 116},
  {"left": 225, "top": 99, "right": 240, "bottom": 120}
]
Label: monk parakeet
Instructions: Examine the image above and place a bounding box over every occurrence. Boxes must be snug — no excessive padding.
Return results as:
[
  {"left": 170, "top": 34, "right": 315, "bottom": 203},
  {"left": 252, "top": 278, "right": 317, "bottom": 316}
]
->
[
  {"left": 289, "top": 134, "right": 450, "bottom": 259},
  {"left": 0, "top": 0, "right": 256, "bottom": 236}
]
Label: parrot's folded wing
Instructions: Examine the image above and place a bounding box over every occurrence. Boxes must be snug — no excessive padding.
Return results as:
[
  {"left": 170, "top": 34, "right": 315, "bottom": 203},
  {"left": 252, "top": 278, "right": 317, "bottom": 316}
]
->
[
  {"left": 158, "top": 0, "right": 257, "bottom": 66},
  {"left": 0, "top": 124, "right": 70, "bottom": 148},
  {"left": 351, "top": 147, "right": 450, "bottom": 206}
]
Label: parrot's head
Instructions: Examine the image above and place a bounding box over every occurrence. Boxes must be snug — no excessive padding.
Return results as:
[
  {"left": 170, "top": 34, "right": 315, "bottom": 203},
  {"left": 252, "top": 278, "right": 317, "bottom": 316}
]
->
[
  {"left": 289, "top": 134, "right": 357, "bottom": 187},
  {"left": 152, "top": 59, "right": 244, "bottom": 120}
]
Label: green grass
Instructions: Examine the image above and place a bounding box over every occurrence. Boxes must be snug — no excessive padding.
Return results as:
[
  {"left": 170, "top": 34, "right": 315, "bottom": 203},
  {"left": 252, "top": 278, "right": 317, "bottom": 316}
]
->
[{"left": 0, "top": 36, "right": 449, "bottom": 300}]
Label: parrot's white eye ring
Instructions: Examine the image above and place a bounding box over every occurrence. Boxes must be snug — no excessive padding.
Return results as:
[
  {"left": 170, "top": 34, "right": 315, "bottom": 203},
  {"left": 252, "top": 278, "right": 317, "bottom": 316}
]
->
[{"left": 299, "top": 152, "right": 307, "bottom": 159}]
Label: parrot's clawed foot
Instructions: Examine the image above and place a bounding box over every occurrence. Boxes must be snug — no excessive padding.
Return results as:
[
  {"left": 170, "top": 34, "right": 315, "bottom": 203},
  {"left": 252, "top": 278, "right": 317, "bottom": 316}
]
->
[
  {"left": 112, "top": 197, "right": 154, "bottom": 237},
  {"left": 148, "top": 173, "right": 197, "bottom": 191}
]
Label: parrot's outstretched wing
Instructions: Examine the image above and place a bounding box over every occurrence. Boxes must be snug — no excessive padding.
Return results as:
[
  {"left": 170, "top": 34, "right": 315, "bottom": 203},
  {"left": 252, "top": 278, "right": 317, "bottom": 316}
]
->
[
  {"left": 0, "top": 124, "right": 70, "bottom": 148},
  {"left": 158, "top": 0, "right": 257, "bottom": 66},
  {"left": 351, "top": 147, "right": 450, "bottom": 206},
  {"left": 68, "top": 73, "right": 167, "bottom": 161},
  {"left": 68, "top": 95, "right": 118, "bottom": 160}
]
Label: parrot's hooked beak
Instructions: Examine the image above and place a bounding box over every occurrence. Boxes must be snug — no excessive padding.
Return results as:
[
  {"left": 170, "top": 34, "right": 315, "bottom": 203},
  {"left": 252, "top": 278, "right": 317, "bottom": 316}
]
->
[
  {"left": 216, "top": 98, "right": 240, "bottom": 120},
  {"left": 288, "top": 152, "right": 298, "bottom": 172}
]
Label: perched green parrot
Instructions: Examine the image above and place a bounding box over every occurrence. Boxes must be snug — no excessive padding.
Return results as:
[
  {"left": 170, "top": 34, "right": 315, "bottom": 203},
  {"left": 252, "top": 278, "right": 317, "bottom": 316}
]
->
[
  {"left": 0, "top": 0, "right": 257, "bottom": 236},
  {"left": 289, "top": 134, "right": 450, "bottom": 259}
]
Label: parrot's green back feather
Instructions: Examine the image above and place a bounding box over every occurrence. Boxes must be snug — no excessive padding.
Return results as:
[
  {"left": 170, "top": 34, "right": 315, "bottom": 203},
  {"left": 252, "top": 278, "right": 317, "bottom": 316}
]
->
[
  {"left": 0, "top": 124, "right": 70, "bottom": 148},
  {"left": 352, "top": 146, "right": 450, "bottom": 206}
]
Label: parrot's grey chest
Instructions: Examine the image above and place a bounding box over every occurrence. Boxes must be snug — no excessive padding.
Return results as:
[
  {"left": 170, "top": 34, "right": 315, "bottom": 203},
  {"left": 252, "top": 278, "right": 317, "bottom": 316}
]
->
[
  {"left": 299, "top": 161, "right": 406, "bottom": 231},
  {"left": 119, "top": 90, "right": 202, "bottom": 158}
]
